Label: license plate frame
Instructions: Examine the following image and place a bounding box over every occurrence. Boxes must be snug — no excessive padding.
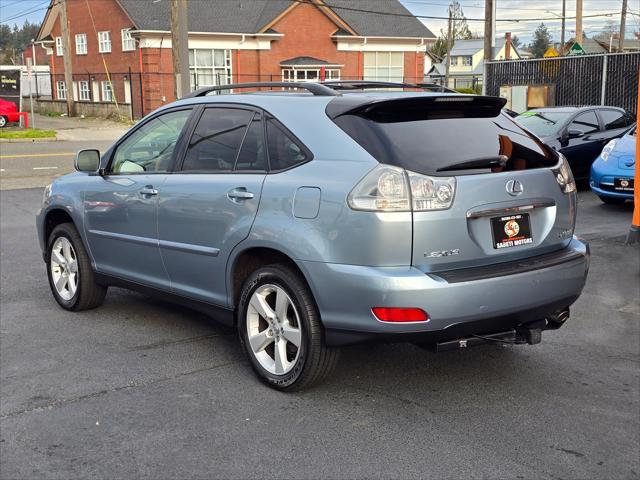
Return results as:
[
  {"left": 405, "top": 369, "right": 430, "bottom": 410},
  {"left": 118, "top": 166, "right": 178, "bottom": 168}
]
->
[
  {"left": 491, "top": 213, "right": 533, "bottom": 250},
  {"left": 614, "top": 178, "right": 634, "bottom": 192}
]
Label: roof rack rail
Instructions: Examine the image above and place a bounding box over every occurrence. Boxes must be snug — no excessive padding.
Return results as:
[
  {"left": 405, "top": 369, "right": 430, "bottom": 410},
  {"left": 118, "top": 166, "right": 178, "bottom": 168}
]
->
[
  {"left": 181, "top": 82, "right": 340, "bottom": 99},
  {"left": 321, "top": 80, "right": 458, "bottom": 93},
  {"left": 320, "top": 80, "right": 422, "bottom": 90}
]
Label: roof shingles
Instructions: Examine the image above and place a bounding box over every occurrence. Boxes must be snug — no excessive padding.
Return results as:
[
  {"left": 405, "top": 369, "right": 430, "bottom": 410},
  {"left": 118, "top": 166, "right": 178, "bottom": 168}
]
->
[{"left": 117, "top": 0, "right": 433, "bottom": 38}]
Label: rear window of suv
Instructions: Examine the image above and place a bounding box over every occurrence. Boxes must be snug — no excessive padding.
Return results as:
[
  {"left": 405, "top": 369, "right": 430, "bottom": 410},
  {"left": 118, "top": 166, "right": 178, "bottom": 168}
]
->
[{"left": 333, "top": 105, "right": 559, "bottom": 175}]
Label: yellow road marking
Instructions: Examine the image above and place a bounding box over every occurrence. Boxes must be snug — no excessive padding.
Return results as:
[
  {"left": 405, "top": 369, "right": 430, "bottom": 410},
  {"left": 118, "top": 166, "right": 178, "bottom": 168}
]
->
[{"left": 0, "top": 152, "right": 75, "bottom": 159}]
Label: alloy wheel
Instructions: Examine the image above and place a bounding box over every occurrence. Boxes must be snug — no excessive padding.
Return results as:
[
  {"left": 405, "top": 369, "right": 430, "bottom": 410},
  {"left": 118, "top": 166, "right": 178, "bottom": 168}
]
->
[
  {"left": 246, "top": 284, "right": 302, "bottom": 375},
  {"left": 50, "top": 237, "right": 79, "bottom": 301}
]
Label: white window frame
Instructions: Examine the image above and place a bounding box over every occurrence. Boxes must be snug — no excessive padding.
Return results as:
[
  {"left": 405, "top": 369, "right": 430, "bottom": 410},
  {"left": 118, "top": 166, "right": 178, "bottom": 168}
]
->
[
  {"left": 101, "top": 81, "right": 113, "bottom": 102},
  {"left": 121, "top": 28, "right": 135, "bottom": 51},
  {"left": 98, "top": 31, "right": 111, "bottom": 53},
  {"left": 55, "top": 36, "right": 63, "bottom": 56},
  {"left": 363, "top": 52, "right": 404, "bottom": 83},
  {"left": 79, "top": 80, "right": 91, "bottom": 101},
  {"left": 75, "top": 33, "right": 87, "bottom": 55},
  {"left": 56, "top": 80, "right": 66, "bottom": 100},
  {"left": 282, "top": 68, "right": 340, "bottom": 82},
  {"left": 188, "top": 49, "right": 232, "bottom": 91},
  {"left": 462, "top": 56, "right": 472, "bottom": 66}
]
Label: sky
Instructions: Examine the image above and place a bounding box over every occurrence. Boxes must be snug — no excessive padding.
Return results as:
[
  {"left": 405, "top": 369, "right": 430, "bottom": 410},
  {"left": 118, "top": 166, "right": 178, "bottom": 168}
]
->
[{"left": 0, "top": 0, "right": 637, "bottom": 44}]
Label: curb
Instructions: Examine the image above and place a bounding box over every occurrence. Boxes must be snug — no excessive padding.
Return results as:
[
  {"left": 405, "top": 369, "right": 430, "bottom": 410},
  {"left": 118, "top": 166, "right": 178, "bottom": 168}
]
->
[{"left": 0, "top": 137, "right": 59, "bottom": 143}]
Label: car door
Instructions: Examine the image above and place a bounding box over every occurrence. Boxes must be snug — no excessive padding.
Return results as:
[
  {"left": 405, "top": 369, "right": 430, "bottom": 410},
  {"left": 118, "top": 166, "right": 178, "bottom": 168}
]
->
[
  {"left": 157, "top": 106, "right": 267, "bottom": 306},
  {"left": 83, "top": 107, "right": 194, "bottom": 290},
  {"left": 559, "top": 110, "right": 602, "bottom": 180},
  {"left": 597, "top": 109, "right": 635, "bottom": 143}
]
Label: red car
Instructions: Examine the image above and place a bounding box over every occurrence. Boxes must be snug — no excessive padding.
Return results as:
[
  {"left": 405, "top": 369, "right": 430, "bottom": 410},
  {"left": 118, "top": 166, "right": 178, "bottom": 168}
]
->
[{"left": 0, "top": 98, "right": 21, "bottom": 128}]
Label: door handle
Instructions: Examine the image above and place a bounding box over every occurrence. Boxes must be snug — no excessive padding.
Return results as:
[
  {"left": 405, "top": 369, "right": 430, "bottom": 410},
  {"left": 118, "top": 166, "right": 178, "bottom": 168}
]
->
[
  {"left": 227, "top": 188, "right": 254, "bottom": 202},
  {"left": 139, "top": 186, "right": 158, "bottom": 196}
]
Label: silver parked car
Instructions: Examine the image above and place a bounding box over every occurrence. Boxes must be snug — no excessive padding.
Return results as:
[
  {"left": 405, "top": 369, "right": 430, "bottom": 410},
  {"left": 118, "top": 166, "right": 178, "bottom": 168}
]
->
[{"left": 36, "top": 82, "right": 590, "bottom": 390}]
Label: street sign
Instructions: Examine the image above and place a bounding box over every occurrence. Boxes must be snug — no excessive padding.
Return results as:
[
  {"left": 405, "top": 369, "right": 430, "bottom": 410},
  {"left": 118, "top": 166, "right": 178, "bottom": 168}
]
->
[
  {"left": 567, "top": 43, "right": 586, "bottom": 56},
  {"left": 543, "top": 47, "right": 560, "bottom": 58}
]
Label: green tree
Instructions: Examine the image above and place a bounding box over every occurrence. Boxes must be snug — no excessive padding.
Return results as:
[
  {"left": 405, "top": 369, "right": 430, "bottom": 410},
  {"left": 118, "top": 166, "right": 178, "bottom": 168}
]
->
[
  {"left": 0, "top": 20, "right": 41, "bottom": 64},
  {"left": 429, "top": 1, "right": 474, "bottom": 60},
  {"left": 529, "top": 23, "right": 553, "bottom": 57},
  {"left": 511, "top": 35, "right": 522, "bottom": 49}
]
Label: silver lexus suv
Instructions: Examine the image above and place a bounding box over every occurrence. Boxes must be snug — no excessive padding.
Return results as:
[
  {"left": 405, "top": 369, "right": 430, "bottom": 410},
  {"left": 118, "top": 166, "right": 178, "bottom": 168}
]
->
[{"left": 36, "top": 82, "right": 590, "bottom": 390}]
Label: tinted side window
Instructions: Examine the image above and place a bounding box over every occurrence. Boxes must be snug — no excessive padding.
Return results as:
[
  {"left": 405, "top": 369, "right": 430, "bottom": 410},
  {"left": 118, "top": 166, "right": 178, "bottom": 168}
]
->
[
  {"left": 266, "top": 117, "right": 308, "bottom": 171},
  {"left": 600, "top": 110, "right": 628, "bottom": 130},
  {"left": 182, "top": 108, "right": 253, "bottom": 172},
  {"left": 569, "top": 111, "right": 599, "bottom": 134},
  {"left": 111, "top": 109, "right": 192, "bottom": 173},
  {"left": 235, "top": 114, "right": 266, "bottom": 171}
]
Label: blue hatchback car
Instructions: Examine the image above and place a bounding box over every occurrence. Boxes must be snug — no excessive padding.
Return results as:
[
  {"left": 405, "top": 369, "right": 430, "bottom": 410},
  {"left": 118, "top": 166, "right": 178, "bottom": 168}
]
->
[{"left": 590, "top": 126, "right": 636, "bottom": 204}]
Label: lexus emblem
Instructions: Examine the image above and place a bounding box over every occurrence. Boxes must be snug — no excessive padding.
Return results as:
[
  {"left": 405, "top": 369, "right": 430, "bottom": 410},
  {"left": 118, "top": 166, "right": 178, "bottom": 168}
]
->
[{"left": 506, "top": 179, "right": 524, "bottom": 196}]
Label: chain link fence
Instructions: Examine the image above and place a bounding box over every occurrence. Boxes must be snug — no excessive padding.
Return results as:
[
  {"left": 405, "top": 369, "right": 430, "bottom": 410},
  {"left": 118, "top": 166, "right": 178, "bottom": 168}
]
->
[{"left": 486, "top": 52, "right": 640, "bottom": 114}]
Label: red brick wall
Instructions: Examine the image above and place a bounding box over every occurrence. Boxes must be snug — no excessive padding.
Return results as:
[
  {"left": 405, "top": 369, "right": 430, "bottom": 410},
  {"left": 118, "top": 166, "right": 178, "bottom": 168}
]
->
[
  {"left": 238, "top": 3, "right": 360, "bottom": 82},
  {"left": 140, "top": 47, "right": 175, "bottom": 115},
  {"left": 404, "top": 51, "right": 425, "bottom": 84},
  {"left": 48, "top": 0, "right": 150, "bottom": 116}
]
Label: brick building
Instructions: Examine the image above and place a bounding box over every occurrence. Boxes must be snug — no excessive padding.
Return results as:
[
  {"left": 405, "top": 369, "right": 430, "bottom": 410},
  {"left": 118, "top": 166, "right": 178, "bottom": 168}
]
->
[{"left": 36, "top": 0, "right": 435, "bottom": 118}]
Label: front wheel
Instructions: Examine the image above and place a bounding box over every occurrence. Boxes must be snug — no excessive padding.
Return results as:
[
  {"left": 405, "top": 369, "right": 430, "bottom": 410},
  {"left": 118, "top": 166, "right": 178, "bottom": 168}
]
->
[
  {"left": 0, "top": 116, "right": 7, "bottom": 128},
  {"left": 47, "top": 223, "right": 107, "bottom": 311},
  {"left": 598, "top": 195, "right": 626, "bottom": 205},
  {"left": 237, "top": 264, "right": 339, "bottom": 391}
]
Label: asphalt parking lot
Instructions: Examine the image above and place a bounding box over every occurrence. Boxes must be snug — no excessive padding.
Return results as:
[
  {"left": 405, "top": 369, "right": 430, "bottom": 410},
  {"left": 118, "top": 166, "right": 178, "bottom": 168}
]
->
[{"left": 0, "top": 187, "right": 638, "bottom": 479}]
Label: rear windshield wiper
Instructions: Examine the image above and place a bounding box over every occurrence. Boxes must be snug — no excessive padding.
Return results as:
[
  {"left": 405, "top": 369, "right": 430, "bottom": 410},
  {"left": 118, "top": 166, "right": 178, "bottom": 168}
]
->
[{"left": 437, "top": 155, "right": 508, "bottom": 172}]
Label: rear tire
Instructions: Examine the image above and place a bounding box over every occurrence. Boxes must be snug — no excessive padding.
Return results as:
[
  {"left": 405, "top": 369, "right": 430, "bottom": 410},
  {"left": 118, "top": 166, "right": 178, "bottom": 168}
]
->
[
  {"left": 46, "top": 223, "right": 107, "bottom": 311},
  {"left": 0, "top": 116, "right": 7, "bottom": 128},
  {"left": 598, "top": 195, "right": 626, "bottom": 205},
  {"left": 237, "top": 264, "right": 339, "bottom": 391}
]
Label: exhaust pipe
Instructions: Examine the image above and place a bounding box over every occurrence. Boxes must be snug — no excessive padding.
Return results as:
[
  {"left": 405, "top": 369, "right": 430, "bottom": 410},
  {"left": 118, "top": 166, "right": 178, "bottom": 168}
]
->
[{"left": 545, "top": 308, "right": 570, "bottom": 330}]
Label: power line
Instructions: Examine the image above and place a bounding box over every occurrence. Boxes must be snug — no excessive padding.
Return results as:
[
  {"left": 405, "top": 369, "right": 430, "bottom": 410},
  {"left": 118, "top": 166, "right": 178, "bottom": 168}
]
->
[
  {"left": 1, "top": 0, "right": 50, "bottom": 23},
  {"left": 285, "top": 0, "right": 621, "bottom": 23},
  {"left": 0, "top": 0, "right": 36, "bottom": 11},
  {"left": 404, "top": 0, "right": 578, "bottom": 13}
]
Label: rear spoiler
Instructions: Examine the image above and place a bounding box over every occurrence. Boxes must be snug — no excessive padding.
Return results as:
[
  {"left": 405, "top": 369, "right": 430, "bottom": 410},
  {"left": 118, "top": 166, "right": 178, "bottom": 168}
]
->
[{"left": 325, "top": 95, "right": 507, "bottom": 121}]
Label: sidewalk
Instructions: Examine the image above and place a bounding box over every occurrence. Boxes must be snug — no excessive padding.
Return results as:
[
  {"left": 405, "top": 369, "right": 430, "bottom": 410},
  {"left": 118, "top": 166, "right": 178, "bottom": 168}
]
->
[{"left": 28, "top": 113, "right": 130, "bottom": 142}]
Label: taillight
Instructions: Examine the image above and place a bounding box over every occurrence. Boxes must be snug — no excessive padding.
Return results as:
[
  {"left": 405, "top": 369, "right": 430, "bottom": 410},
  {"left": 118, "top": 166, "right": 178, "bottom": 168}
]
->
[
  {"left": 347, "top": 165, "right": 410, "bottom": 211},
  {"left": 372, "top": 307, "right": 429, "bottom": 323},
  {"left": 552, "top": 154, "right": 576, "bottom": 194},
  {"left": 348, "top": 164, "right": 456, "bottom": 212},
  {"left": 408, "top": 171, "right": 456, "bottom": 211}
]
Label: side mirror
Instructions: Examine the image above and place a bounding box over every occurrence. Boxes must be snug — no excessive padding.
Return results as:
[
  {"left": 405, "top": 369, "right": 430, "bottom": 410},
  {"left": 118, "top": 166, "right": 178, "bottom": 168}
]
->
[
  {"left": 567, "top": 129, "right": 584, "bottom": 139},
  {"left": 75, "top": 149, "right": 101, "bottom": 172}
]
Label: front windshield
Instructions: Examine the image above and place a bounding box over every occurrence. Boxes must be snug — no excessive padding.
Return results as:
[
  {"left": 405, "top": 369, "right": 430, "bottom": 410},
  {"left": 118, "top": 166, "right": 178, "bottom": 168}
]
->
[{"left": 516, "top": 111, "right": 573, "bottom": 137}]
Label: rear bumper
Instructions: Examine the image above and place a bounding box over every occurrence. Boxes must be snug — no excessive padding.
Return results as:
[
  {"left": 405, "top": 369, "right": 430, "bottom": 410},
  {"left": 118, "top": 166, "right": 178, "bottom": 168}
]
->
[{"left": 301, "top": 236, "right": 589, "bottom": 346}]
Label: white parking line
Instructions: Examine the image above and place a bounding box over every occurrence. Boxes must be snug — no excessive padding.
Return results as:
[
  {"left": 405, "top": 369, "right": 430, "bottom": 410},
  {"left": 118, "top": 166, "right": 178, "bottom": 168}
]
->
[{"left": 32, "top": 166, "right": 59, "bottom": 170}]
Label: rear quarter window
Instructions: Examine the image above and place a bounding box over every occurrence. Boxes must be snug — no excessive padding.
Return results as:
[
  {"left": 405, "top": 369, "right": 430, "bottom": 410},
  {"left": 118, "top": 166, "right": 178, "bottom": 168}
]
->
[{"left": 266, "top": 116, "right": 310, "bottom": 171}]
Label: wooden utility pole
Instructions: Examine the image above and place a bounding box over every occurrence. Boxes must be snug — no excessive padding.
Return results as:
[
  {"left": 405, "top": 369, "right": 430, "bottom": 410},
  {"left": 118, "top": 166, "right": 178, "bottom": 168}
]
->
[
  {"left": 59, "top": 0, "right": 75, "bottom": 116},
  {"left": 444, "top": 4, "right": 453, "bottom": 89},
  {"left": 171, "top": 0, "right": 190, "bottom": 99},
  {"left": 619, "top": 0, "right": 627, "bottom": 52},
  {"left": 560, "top": 0, "right": 566, "bottom": 51},
  {"left": 576, "top": 0, "right": 583, "bottom": 44},
  {"left": 482, "top": 0, "right": 493, "bottom": 95}
]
